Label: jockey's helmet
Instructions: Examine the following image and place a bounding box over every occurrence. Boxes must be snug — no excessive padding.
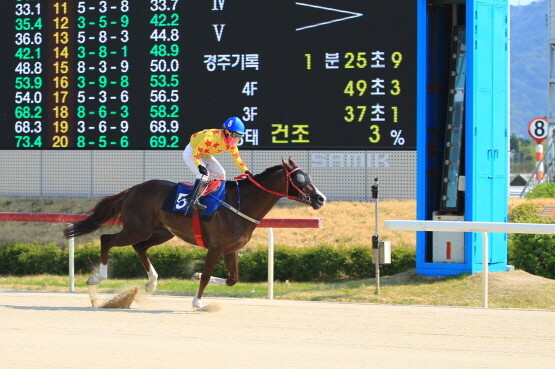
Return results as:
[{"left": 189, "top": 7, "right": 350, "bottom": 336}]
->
[{"left": 223, "top": 117, "right": 245, "bottom": 135}]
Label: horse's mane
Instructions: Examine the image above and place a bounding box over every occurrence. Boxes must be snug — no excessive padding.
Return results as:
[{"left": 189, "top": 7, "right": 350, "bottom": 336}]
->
[
  {"left": 225, "top": 164, "right": 284, "bottom": 190},
  {"left": 252, "top": 164, "right": 284, "bottom": 180}
]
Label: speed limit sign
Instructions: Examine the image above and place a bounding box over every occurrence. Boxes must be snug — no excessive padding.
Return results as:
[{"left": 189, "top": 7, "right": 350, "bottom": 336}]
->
[{"left": 528, "top": 117, "right": 548, "bottom": 144}]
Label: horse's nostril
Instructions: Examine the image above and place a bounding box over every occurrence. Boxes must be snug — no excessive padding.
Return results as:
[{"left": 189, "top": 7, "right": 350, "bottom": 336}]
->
[{"left": 318, "top": 196, "right": 325, "bottom": 203}]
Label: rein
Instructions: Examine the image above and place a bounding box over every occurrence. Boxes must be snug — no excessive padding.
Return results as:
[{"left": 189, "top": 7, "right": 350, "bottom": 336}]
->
[
  {"left": 200, "top": 163, "right": 313, "bottom": 233},
  {"left": 220, "top": 166, "right": 311, "bottom": 224},
  {"left": 234, "top": 167, "right": 309, "bottom": 202}
]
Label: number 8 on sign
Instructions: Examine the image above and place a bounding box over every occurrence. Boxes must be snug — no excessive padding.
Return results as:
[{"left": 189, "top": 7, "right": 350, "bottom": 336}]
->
[{"left": 528, "top": 117, "right": 548, "bottom": 144}]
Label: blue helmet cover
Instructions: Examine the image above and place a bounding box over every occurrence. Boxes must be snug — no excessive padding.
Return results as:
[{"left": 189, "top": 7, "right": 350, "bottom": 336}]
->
[{"left": 222, "top": 117, "right": 245, "bottom": 134}]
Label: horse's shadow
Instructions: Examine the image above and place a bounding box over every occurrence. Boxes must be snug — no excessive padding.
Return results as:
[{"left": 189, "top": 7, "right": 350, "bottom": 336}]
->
[{"left": 0, "top": 304, "right": 189, "bottom": 314}]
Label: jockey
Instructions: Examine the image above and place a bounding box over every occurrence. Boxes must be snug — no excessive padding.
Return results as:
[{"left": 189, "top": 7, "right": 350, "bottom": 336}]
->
[{"left": 182, "top": 116, "right": 252, "bottom": 210}]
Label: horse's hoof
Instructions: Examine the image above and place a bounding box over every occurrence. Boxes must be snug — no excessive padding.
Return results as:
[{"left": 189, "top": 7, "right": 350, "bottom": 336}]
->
[
  {"left": 145, "top": 281, "right": 157, "bottom": 294},
  {"left": 86, "top": 275, "right": 104, "bottom": 285},
  {"left": 192, "top": 298, "right": 204, "bottom": 309}
]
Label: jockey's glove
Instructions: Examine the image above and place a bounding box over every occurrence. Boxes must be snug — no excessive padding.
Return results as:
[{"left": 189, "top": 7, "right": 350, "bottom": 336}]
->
[
  {"left": 245, "top": 171, "right": 252, "bottom": 176},
  {"left": 198, "top": 165, "right": 208, "bottom": 176}
]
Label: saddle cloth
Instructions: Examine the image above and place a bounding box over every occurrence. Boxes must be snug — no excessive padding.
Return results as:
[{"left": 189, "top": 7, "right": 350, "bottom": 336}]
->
[{"left": 164, "top": 180, "right": 226, "bottom": 217}]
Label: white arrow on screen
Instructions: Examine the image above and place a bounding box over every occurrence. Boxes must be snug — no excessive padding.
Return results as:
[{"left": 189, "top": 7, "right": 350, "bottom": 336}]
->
[{"left": 295, "top": 2, "right": 363, "bottom": 31}]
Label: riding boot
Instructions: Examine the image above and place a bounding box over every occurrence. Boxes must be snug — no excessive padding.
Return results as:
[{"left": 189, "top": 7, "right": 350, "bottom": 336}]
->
[{"left": 188, "top": 179, "right": 207, "bottom": 211}]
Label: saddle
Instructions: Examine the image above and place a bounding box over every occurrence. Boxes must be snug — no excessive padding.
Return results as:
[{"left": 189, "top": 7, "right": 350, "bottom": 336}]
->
[
  {"left": 162, "top": 180, "right": 226, "bottom": 217},
  {"left": 161, "top": 180, "right": 227, "bottom": 249},
  {"left": 180, "top": 180, "right": 222, "bottom": 198}
]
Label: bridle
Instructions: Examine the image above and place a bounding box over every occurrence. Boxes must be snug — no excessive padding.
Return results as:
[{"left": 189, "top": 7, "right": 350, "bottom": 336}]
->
[
  {"left": 235, "top": 166, "right": 312, "bottom": 204},
  {"left": 220, "top": 166, "right": 313, "bottom": 224}
]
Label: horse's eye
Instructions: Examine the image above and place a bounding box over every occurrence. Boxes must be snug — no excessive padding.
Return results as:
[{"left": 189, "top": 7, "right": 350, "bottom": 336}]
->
[{"left": 295, "top": 173, "right": 306, "bottom": 185}]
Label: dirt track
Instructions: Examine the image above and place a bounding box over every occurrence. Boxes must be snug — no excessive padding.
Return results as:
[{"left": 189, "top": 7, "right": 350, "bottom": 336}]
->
[{"left": 0, "top": 289, "right": 553, "bottom": 369}]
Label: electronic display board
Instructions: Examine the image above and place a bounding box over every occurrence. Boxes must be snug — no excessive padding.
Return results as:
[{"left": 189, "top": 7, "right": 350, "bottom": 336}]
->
[{"left": 0, "top": 0, "right": 416, "bottom": 150}]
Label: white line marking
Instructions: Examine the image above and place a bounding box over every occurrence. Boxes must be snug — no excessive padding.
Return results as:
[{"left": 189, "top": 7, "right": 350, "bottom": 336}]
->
[{"left": 295, "top": 2, "right": 363, "bottom": 31}]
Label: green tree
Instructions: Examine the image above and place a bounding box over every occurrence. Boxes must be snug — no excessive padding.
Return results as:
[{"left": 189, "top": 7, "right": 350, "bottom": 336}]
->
[{"left": 510, "top": 134, "right": 536, "bottom": 173}]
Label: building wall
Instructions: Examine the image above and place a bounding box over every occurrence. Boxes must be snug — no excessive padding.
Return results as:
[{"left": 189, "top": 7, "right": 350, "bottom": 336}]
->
[{"left": 0, "top": 150, "right": 416, "bottom": 200}]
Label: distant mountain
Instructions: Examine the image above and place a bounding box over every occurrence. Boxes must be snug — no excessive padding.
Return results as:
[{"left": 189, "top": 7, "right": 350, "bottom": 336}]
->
[{"left": 510, "top": 0, "right": 548, "bottom": 137}]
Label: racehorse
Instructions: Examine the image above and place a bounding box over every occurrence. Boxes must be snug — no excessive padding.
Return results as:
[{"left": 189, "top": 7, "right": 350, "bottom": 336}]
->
[{"left": 63, "top": 158, "right": 326, "bottom": 309}]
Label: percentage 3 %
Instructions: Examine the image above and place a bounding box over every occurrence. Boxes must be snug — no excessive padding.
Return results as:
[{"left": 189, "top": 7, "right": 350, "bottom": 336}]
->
[{"left": 390, "top": 129, "right": 405, "bottom": 145}]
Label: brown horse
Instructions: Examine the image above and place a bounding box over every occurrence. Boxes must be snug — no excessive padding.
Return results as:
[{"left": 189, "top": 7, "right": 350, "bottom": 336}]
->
[{"left": 63, "top": 158, "right": 326, "bottom": 308}]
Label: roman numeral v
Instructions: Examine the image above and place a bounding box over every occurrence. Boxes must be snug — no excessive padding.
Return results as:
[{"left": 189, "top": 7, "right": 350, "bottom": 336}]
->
[{"left": 212, "top": 24, "right": 225, "bottom": 42}]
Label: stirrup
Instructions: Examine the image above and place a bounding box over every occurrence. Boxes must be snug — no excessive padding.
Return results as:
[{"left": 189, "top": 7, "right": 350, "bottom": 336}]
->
[
  {"left": 187, "top": 178, "right": 208, "bottom": 211},
  {"left": 191, "top": 199, "right": 207, "bottom": 210}
]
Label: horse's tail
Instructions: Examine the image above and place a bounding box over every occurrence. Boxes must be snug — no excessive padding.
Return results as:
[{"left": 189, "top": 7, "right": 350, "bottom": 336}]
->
[{"left": 63, "top": 189, "right": 129, "bottom": 238}]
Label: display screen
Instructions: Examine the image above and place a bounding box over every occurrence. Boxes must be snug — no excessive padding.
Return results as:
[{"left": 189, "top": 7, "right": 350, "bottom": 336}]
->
[{"left": 0, "top": 0, "right": 416, "bottom": 150}]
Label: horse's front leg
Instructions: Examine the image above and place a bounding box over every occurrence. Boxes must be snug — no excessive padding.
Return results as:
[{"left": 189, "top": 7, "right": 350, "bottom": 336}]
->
[
  {"left": 193, "top": 247, "right": 223, "bottom": 309},
  {"left": 223, "top": 251, "right": 239, "bottom": 286},
  {"left": 192, "top": 251, "right": 239, "bottom": 286},
  {"left": 193, "top": 273, "right": 226, "bottom": 285}
]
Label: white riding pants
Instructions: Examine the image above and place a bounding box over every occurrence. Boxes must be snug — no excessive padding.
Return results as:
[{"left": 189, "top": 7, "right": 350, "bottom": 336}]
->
[{"left": 183, "top": 144, "right": 226, "bottom": 180}]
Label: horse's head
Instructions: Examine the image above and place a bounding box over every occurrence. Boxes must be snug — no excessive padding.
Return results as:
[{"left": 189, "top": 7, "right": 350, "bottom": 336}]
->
[{"left": 282, "top": 158, "right": 326, "bottom": 210}]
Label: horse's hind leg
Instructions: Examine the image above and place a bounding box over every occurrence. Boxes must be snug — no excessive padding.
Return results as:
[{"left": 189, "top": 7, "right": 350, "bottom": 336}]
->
[
  {"left": 132, "top": 227, "right": 174, "bottom": 293},
  {"left": 87, "top": 227, "right": 154, "bottom": 285},
  {"left": 86, "top": 233, "right": 117, "bottom": 285}
]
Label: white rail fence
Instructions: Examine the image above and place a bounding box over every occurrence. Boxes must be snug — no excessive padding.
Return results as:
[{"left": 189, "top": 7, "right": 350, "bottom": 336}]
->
[
  {"left": 0, "top": 212, "right": 321, "bottom": 298},
  {"left": 384, "top": 220, "right": 555, "bottom": 308}
]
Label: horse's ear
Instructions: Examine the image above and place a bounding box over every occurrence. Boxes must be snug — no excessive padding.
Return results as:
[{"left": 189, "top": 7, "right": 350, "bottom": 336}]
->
[
  {"left": 288, "top": 157, "right": 296, "bottom": 167},
  {"left": 282, "top": 157, "right": 292, "bottom": 170}
]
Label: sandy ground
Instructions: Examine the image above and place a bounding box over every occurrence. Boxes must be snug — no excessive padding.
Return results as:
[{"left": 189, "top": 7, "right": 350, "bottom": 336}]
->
[{"left": 0, "top": 290, "right": 553, "bottom": 369}]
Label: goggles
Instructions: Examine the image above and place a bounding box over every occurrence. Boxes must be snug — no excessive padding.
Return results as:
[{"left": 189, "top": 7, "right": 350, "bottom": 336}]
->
[{"left": 227, "top": 130, "right": 243, "bottom": 139}]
